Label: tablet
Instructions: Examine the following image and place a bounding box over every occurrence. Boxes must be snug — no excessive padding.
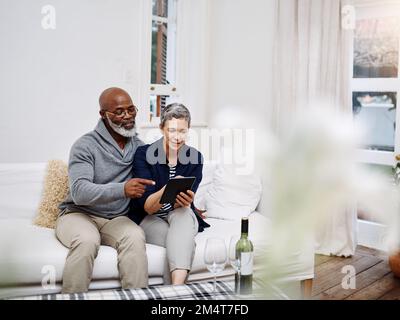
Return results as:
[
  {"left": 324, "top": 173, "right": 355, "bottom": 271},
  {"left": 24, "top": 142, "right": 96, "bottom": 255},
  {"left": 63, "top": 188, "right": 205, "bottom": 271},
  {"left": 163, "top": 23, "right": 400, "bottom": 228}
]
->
[{"left": 160, "top": 177, "right": 196, "bottom": 204}]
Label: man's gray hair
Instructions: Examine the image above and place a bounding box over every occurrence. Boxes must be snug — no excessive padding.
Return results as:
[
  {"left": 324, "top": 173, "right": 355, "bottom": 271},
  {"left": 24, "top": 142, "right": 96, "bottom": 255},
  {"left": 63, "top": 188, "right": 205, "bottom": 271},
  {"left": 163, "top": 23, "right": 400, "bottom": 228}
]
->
[{"left": 160, "top": 103, "right": 191, "bottom": 128}]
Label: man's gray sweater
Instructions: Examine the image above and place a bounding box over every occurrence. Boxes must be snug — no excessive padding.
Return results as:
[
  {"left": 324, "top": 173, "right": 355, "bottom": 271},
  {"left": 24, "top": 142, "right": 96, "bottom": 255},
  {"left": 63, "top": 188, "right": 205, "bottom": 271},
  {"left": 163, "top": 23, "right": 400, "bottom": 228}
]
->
[{"left": 59, "top": 119, "right": 143, "bottom": 219}]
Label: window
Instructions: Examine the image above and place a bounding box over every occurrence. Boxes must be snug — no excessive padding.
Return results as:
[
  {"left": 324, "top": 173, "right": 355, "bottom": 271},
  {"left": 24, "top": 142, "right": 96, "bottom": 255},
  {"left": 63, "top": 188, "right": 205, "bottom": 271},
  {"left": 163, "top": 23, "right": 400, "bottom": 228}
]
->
[
  {"left": 150, "top": 94, "right": 175, "bottom": 117},
  {"left": 353, "top": 91, "right": 396, "bottom": 151},
  {"left": 352, "top": 4, "right": 400, "bottom": 165},
  {"left": 149, "top": 0, "right": 179, "bottom": 122},
  {"left": 353, "top": 17, "right": 399, "bottom": 78},
  {"left": 352, "top": 3, "right": 400, "bottom": 229}
]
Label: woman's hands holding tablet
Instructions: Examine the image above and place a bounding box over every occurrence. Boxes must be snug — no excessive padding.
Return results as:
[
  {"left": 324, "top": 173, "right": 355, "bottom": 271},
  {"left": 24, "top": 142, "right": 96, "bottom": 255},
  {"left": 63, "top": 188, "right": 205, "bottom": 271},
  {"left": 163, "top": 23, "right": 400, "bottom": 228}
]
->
[
  {"left": 173, "top": 175, "right": 194, "bottom": 208},
  {"left": 175, "top": 190, "right": 195, "bottom": 208}
]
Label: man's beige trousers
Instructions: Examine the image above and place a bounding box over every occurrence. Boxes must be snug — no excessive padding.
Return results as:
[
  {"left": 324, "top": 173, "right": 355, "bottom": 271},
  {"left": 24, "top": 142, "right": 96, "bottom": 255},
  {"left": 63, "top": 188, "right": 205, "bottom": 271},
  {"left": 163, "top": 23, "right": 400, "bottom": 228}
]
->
[{"left": 56, "top": 212, "right": 148, "bottom": 293}]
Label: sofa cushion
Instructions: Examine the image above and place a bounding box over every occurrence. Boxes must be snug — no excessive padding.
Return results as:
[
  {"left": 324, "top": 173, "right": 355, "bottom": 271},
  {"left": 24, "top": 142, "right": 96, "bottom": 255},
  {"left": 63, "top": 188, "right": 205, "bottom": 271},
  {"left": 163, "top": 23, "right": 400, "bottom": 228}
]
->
[
  {"left": 34, "top": 160, "right": 69, "bottom": 229},
  {"left": 0, "top": 219, "right": 166, "bottom": 286},
  {"left": 0, "top": 163, "right": 47, "bottom": 220},
  {"left": 193, "top": 161, "right": 218, "bottom": 210},
  {"left": 204, "top": 163, "right": 262, "bottom": 220}
]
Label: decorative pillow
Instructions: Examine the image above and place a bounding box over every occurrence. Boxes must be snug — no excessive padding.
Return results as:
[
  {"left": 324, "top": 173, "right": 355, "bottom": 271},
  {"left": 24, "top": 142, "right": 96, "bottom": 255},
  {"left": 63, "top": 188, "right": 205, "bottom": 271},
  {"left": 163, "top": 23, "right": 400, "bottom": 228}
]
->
[
  {"left": 34, "top": 160, "right": 69, "bottom": 229},
  {"left": 204, "top": 163, "right": 262, "bottom": 221},
  {"left": 194, "top": 160, "right": 219, "bottom": 211}
]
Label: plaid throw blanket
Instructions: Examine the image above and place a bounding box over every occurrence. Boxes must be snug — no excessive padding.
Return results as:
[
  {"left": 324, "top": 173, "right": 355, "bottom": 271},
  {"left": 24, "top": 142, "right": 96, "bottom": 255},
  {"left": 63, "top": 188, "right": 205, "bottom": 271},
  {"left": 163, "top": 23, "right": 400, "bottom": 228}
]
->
[{"left": 15, "top": 280, "right": 237, "bottom": 301}]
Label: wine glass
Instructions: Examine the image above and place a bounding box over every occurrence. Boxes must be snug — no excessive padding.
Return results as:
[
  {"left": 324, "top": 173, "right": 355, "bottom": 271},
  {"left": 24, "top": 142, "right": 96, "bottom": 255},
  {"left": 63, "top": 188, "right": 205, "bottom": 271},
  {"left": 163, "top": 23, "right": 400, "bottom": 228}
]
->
[
  {"left": 204, "top": 237, "right": 227, "bottom": 299},
  {"left": 229, "top": 235, "right": 241, "bottom": 293}
]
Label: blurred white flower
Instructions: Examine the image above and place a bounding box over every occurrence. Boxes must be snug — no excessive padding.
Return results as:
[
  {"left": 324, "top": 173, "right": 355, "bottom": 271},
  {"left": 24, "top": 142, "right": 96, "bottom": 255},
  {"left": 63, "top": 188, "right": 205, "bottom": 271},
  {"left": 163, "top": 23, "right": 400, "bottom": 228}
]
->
[
  {"left": 211, "top": 102, "right": 400, "bottom": 298},
  {"left": 261, "top": 104, "right": 400, "bottom": 287}
]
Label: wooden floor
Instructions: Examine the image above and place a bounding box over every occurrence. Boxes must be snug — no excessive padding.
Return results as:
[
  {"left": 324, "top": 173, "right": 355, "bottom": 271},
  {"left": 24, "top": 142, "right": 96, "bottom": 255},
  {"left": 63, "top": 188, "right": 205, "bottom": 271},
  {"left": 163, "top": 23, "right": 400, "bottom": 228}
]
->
[{"left": 312, "top": 246, "right": 400, "bottom": 300}]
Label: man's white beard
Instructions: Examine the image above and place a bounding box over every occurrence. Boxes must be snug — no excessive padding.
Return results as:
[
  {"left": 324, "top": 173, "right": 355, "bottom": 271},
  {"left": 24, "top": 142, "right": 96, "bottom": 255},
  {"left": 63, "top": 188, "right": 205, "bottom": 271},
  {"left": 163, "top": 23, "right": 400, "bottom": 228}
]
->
[{"left": 106, "top": 115, "right": 137, "bottom": 138}]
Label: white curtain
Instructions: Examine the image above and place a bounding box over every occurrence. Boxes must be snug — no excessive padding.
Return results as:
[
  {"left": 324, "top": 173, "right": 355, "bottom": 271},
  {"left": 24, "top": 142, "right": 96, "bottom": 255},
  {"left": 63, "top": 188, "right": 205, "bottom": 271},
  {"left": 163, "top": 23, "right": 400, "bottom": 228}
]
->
[{"left": 272, "top": 0, "right": 357, "bottom": 256}]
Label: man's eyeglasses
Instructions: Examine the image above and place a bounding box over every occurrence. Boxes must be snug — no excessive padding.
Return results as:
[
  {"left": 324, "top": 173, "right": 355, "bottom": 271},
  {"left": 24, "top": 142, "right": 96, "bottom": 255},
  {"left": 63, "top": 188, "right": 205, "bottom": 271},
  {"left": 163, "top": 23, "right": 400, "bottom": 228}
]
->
[{"left": 106, "top": 106, "right": 138, "bottom": 118}]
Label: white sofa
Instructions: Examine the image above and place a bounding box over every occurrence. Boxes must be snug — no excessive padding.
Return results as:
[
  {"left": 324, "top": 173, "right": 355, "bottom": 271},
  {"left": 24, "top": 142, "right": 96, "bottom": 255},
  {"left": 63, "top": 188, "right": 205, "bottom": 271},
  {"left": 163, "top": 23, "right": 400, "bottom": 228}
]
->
[{"left": 0, "top": 162, "right": 314, "bottom": 299}]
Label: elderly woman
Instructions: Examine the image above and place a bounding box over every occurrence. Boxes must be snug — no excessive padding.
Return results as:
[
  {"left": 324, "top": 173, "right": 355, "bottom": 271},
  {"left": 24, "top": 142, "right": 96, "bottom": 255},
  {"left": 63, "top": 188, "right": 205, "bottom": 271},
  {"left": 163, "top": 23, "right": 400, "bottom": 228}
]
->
[{"left": 129, "top": 103, "right": 210, "bottom": 285}]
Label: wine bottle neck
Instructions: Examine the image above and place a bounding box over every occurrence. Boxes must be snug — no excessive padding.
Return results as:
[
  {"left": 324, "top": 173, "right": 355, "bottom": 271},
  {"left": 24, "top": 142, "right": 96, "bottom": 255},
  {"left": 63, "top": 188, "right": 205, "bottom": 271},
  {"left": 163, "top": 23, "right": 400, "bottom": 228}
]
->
[
  {"left": 241, "top": 218, "right": 249, "bottom": 235},
  {"left": 240, "top": 232, "right": 248, "bottom": 239}
]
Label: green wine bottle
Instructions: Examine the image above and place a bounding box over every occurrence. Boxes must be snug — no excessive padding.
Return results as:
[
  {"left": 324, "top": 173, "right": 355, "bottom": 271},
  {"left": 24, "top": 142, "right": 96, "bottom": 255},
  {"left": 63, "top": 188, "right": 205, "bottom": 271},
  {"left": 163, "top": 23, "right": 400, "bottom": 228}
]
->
[{"left": 236, "top": 217, "right": 253, "bottom": 295}]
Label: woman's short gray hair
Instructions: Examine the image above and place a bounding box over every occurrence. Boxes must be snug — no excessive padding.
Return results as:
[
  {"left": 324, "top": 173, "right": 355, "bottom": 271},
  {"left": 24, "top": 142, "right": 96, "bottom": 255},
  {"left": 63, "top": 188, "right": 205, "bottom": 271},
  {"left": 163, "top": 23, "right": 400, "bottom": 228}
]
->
[{"left": 160, "top": 103, "right": 191, "bottom": 128}]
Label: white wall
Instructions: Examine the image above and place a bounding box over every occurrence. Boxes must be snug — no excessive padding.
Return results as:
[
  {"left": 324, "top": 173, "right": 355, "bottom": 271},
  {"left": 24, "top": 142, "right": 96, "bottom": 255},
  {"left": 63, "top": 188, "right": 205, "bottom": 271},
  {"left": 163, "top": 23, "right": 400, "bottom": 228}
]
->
[
  {"left": 206, "top": 0, "right": 277, "bottom": 127},
  {"left": 177, "top": 0, "right": 210, "bottom": 126},
  {"left": 0, "top": 0, "right": 145, "bottom": 162},
  {"left": 0, "top": 0, "right": 277, "bottom": 163},
  {"left": 205, "top": 0, "right": 277, "bottom": 215}
]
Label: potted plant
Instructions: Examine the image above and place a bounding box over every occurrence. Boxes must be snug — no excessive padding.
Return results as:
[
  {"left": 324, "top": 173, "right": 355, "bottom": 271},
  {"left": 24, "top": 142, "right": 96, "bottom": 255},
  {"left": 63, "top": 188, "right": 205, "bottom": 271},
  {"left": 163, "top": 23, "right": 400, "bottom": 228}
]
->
[{"left": 389, "top": 159, "right": 400, "bottom": 277}]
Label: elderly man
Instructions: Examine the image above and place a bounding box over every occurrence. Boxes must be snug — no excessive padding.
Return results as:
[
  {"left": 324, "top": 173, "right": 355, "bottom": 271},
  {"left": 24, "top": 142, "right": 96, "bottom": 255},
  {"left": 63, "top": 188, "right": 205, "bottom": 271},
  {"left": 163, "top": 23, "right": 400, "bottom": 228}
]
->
[{"left": 57, "top": 87, "right": 154, "bottom": 293}]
